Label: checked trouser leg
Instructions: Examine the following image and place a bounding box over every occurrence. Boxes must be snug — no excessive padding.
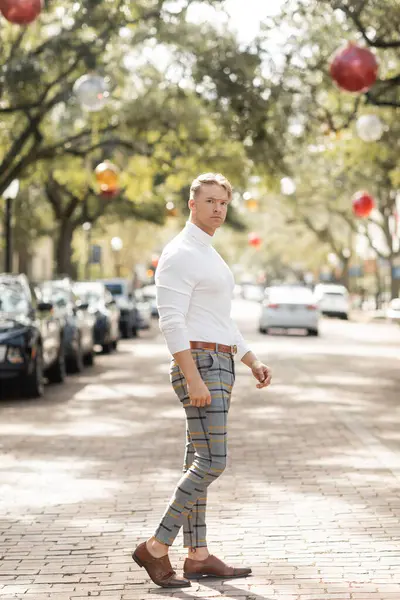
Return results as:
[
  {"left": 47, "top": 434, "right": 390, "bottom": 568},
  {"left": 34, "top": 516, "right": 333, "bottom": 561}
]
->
[
  {"left": 181, "top": 425, "right": 208, "bottom": 549},
  {"left": 153, "top": 351, "right": 233, "bottom": 548}
]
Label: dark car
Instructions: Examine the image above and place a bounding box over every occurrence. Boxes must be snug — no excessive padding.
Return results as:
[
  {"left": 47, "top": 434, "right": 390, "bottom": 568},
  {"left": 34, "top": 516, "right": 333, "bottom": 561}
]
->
[
  {"left": 0, "top": 273, "right": 66, "bottom": 398},
  {"left": 98, "top": 278, "right": 139, "bottom": 338},
  {"left": 38, "top": 279, "right": 96, "bottom": 373},
  {"left": 73, "top": 281, "right": 120, "bottom": 354}
]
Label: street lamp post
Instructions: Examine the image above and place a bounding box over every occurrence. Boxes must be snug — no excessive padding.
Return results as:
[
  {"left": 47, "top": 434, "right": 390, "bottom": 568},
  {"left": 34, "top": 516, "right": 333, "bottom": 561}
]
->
[
  {"left": 110, "top": 236, "right": 123, "bottom": 277},
  {"left": 82, "top": 221, "right": 92, "bottom": 280},
  {"left": 3, "top": 179, "right": 20, "bottom": 273}
]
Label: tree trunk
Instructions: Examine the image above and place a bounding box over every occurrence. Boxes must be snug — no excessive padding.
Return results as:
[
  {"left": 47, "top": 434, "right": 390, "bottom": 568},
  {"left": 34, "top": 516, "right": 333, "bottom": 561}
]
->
[
  {"left": 340, "top": 259, "right": 350, "bottom": 289},
  {"left": 17, "top": 246, "right": 32, "bottom": 278},
  {"left": 55, "top": 221, "right": 75, "bottom": 277}
]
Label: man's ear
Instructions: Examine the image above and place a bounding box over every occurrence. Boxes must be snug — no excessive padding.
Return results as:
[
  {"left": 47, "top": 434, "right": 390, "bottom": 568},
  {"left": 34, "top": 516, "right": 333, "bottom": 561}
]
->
[{"left": 188, "top": 198, "right": 195, "bottom": 211}]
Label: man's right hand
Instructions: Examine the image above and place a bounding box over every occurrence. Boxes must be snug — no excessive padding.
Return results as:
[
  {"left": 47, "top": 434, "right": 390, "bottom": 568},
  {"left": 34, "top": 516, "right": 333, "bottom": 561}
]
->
[{"left": 187, "top": 377, "right": 212, "bottom": 407}]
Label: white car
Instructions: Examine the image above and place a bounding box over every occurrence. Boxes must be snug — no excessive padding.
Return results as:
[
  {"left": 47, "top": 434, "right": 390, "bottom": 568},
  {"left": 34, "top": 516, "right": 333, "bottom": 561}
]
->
[
  {"left": 259, "top": 285, "right": 319, "bottom": 336},
  {"left": 386, "top": 298, "right": 400, "bottom": 324},
  {"left": 141, "top": 284, "right": 158, "bottom": 318},
  {"left": 314, "top": 283, "right": 350, "bottom": 320}
]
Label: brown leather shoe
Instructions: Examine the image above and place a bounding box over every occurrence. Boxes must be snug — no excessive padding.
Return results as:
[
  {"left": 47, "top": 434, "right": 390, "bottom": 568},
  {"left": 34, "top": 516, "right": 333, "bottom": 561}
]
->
[
  {"left": 183, "top": 554, "right": 252, "bottom": 580},
  {"left": 132, "top": 542, "right": 191, "bottom": 588}
]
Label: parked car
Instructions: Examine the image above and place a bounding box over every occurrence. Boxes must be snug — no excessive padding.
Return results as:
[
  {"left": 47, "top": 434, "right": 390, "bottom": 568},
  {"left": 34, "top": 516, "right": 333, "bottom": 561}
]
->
[
  {"left": 259, "top": 285, "right": 320, "bottom": 336},
  {"left": 140, "top": 284, "right": 158, "bottom": 318},
  {"left": 38, "top": 278, "right": 96, "bottom": 372},
  {"left": 0, "top": 273, "right": 66, "bottom": 398},
  {"left": 386, "top": 298, "right": 400, "bottom": 324},
  {"left": 314, "top": 283, "right": 350, "bottom": 319},
  {"left": 73, "top": 282, "right": 120, "bottom": 353},
  {"left": 98, "top": 278, "right": 139, "bottom": 338},
  {"left": 134, "top": 289, "right": 152, "bottom": 330}
]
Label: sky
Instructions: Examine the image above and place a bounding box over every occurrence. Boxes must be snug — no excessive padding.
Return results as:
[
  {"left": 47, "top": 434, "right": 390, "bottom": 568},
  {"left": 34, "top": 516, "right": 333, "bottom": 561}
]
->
[{"left": 187, "top": 0, "right": 286, "bottom": 43}]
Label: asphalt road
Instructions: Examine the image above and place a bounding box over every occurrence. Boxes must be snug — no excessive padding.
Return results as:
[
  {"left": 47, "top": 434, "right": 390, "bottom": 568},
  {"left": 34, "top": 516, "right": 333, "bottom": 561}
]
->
[{"left": 0, "top": 300, "right": 399, "bottom": 600}]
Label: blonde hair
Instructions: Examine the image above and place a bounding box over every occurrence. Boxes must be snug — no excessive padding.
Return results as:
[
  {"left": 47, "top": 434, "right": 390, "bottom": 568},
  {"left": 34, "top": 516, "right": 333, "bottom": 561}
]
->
[{"left": 189, "top": 173, "right": 232, "bottom": 201}]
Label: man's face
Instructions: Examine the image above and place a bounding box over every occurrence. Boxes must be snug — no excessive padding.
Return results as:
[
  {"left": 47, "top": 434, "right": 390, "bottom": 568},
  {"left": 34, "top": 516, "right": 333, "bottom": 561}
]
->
[{"left": 189, "top": 183, "right": 230, "bottom": 235}]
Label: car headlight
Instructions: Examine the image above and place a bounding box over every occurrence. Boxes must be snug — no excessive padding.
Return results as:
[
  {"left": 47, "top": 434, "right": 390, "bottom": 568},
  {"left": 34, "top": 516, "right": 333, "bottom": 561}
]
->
[{"left": 7, "top": 347, "right": 24, "bottom": 364}]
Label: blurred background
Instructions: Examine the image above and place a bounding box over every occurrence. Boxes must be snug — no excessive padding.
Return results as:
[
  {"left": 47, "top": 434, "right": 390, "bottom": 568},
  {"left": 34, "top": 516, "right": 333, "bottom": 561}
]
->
[{"left": 0, "top": 0, "right": 399, "bottom": 312}]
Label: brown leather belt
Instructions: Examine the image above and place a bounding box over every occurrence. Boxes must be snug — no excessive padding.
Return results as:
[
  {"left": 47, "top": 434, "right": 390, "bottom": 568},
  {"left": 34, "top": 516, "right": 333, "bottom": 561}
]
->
[{"left": 190, "top": 341, "right": 237, "bottom": 355}]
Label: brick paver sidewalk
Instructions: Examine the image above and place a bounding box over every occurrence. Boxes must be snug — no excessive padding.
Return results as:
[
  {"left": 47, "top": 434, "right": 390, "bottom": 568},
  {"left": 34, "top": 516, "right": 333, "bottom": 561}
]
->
[{"left": 0, "top": 329, "right": 399, "bottom": 600}]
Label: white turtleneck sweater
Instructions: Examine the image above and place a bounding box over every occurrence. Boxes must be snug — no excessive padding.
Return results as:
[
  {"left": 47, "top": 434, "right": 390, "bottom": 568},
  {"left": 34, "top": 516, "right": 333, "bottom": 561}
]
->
[{"left": 155, "top": 221, "right": 251, "bottom": 360}]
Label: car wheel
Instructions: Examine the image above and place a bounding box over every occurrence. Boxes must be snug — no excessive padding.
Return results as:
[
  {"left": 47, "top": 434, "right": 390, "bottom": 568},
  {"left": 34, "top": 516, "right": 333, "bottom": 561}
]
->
[
  {"left": 121, "top": 323, "right": 130, "bottom": 339},
  {"left": 23, "top": 346, "right": 44, "bottom": 398},
  {"left": 259, "top": 326, "right": 267, "bottom": 334},
  {"left": 67, "top": 336, "right": 84, "bottom": 374},
  {"left": 131, "top": 326, "right": 138, "bottom": 338},
  {"left": 83, "top": 348, "right": 95, "bottom": 366},
  {"left": 308, "top": 328, "right": 319, "bottom": 336},
  {"left": 102, "top": 341, "right": 112, "bottom": 354},
  {"left": 112, "top": 338, "right": 118, "bottom": 351},
  {"left": 46, "top": 343, "right": 66, "bottom": 384}
]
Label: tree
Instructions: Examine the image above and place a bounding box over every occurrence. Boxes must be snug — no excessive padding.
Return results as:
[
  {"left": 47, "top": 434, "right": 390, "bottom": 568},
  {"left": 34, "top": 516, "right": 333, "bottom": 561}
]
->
[
  {"left": 1, "top": 0, "right": 295, "bottom": 275},
  {"left": 255, "top": 0, "right": 400, "bottom": 296}
]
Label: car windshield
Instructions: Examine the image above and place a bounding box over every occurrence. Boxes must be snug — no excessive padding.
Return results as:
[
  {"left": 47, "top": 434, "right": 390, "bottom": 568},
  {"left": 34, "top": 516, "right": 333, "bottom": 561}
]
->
[
  {"left": 0, "top": 282, "right": 30, "bottom": 314},
  {"left": 40, "top": 284, "right": 69, "bottom": 307},
  {"left": 74, "top": 285, "right": 103, "bottom": 306},
  {"left": 105, "top": 283, "right": 124, "bottom": 296},
  {"left": 76, "top": 291, "right": 102, "bottom": 306}
]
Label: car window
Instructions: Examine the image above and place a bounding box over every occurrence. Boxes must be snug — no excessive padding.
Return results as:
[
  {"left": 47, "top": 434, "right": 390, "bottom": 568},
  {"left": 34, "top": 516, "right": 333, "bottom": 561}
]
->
[
  {"left": 105, "top": 283, "right": 125, "bottom": 296},
  {"left": 0, "top": 282, "right": 30, "bottom": 313}
]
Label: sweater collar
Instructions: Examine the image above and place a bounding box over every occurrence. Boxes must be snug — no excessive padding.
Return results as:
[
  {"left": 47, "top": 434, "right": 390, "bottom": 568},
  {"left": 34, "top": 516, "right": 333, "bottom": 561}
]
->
[{"left": 184, "top": 221, "right": 214, "bottom": 247}]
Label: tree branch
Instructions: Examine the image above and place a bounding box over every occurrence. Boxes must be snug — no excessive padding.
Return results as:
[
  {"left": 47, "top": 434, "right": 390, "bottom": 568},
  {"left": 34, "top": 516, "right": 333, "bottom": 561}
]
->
[{"left": 338, "top": 3, "right": 400, "bottom": 48}]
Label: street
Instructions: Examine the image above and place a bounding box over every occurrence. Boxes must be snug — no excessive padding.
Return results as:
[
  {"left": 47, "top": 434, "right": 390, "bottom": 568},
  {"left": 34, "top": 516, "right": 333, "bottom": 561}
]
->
[{"left": 1, "top": 300, "right": 400, "bottom": 600}]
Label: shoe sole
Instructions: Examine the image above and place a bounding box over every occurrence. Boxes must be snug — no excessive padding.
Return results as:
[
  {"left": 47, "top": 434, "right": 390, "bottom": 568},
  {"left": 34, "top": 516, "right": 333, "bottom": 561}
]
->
[
  {"left": 184, "top": 571, "right": 252, "bottom": 580},
  {"left": 132, "top": 552, "right": 191, "bottom": 588}
]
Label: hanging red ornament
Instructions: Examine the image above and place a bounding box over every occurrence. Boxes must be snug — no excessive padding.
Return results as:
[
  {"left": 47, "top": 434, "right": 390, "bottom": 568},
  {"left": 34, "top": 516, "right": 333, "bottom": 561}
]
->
[
  {"left": 0, "top": 0, "right": 42, "bottom": 24},
  {"left": 94, "top": 160, "right": 119, "bottom": 197},
  {"left": 330, "top": 43, "right": 378, "bottom": 93},
  {"left": 151, "top": 255, "right": 159, "bottom": 269},
  {"left": 248, "top": 232, "right": 262, "bottom": 248},
  {"left": 352, "top": 191, "right": 375, "bottom": 218}
]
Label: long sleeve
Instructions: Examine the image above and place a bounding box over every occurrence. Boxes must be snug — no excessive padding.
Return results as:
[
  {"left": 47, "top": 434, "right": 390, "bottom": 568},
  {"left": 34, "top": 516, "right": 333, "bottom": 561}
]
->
[
  {"left": 155, "top": 250, "right": 197, "bottom": 355},
  {"left": 231, "top": 320, "right": 251, "bottom": 361}
]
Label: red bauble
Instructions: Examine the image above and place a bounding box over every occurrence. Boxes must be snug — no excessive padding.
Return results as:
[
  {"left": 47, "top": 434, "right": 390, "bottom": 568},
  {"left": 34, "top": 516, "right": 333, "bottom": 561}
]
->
[
  {"left": 0, "top": 0, "right": 42, "bottom": 24},
  {"left": 330, "top": 43, "right": 378, "bottom": 93},
  {"left": 352, "top": 191, "right": 375, "bottom": 218},
  {"left": 248, "top": 232, "right": 262, "bottom": 248}
]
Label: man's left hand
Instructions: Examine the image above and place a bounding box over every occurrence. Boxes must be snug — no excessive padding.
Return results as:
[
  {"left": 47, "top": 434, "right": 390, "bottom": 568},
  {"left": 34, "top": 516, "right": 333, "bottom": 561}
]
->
[{"left": 251, "top": 360, "right": 272, "bottom": 389}]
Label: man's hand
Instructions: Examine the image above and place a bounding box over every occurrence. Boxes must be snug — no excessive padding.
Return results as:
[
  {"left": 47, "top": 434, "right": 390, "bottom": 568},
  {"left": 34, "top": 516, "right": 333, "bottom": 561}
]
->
[
  {"left": 251, "top": 360, "right": 272, "bottom": 389},
  {"left": 187, "top": 377, "right": 212, "bottom": 407}
]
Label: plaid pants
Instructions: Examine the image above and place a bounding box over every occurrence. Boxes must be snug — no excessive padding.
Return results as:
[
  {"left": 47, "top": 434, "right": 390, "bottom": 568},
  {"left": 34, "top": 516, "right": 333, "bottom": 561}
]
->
[{"left": 154, "top": 349, "right": 235, "bottom": 548}]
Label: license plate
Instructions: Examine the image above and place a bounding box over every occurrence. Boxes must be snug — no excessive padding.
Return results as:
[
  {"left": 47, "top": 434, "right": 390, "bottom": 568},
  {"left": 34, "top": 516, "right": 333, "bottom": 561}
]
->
[{"left": 0, "top": 345, "right": 6, "bottom": 362}]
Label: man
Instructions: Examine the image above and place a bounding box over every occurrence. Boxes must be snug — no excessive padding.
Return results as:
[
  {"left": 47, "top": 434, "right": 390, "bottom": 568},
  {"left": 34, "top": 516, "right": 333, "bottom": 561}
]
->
[{"left": 132, "top": 173, "right": 271, "bottom": 588}]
